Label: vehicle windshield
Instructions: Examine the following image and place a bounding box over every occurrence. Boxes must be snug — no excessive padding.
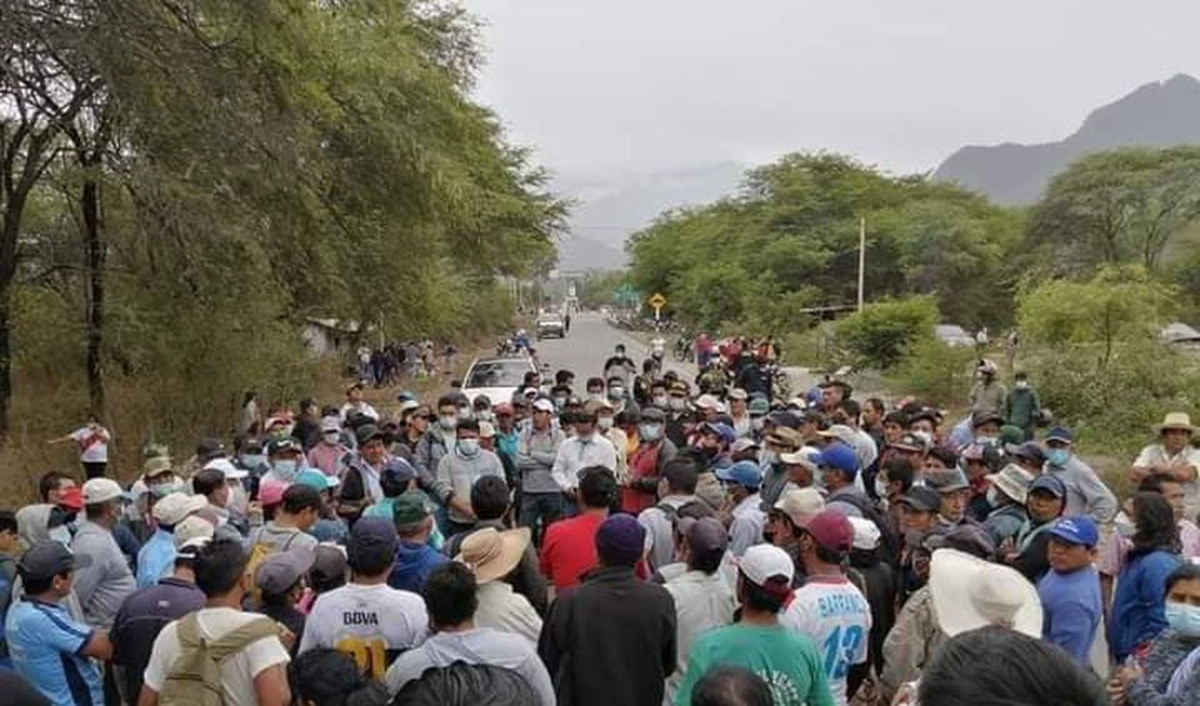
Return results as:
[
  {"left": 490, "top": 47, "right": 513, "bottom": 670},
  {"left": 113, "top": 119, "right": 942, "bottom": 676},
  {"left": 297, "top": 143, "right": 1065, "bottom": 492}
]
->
[{"left": 465, "top": 360, "right": 530, "bottom": 388}]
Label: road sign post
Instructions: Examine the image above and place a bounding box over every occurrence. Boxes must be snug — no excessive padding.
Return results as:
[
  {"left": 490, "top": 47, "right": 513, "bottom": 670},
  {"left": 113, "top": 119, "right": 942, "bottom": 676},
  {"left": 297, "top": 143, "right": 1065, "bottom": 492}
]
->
[{"left": 648, "top": 293, "right": 667, "bottom": 321}]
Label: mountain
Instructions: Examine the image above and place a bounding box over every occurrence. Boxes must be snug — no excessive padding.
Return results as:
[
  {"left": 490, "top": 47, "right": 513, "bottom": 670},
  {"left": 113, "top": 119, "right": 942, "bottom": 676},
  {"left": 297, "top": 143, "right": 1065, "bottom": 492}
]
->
[
  {"left": 553, "top": 161, "right": 746, "bottom": 270},
  {"left": 934, "top": 74, "right": 1200, "bottom": 205}
]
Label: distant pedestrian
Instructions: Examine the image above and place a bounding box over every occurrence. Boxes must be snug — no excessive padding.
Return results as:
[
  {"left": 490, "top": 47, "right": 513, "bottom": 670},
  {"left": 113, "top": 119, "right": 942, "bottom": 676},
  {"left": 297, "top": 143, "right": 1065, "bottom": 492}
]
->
[{"left": 47, "top": 416, "right": 110, "bottom": 479}]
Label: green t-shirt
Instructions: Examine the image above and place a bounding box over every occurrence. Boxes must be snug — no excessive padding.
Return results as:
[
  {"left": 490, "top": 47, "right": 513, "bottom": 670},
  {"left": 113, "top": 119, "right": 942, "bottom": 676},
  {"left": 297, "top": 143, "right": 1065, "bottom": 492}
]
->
[{"left": 675, "top": 622, "right": 835, "bottom": 706}]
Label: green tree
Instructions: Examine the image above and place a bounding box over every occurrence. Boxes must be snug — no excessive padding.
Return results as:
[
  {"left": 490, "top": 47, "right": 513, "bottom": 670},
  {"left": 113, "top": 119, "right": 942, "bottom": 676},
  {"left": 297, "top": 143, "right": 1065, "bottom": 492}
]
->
[{"left": 834, "top": 296, "right": 938, "bottom": 369}]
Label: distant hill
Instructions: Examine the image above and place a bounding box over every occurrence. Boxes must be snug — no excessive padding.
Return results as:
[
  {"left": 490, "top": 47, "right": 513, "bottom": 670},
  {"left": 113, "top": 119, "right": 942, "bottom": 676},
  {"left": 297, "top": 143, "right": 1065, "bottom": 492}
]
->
[
  {"left": 554, "top": 161, "right": 745, "bottom": 270},
  {"left": 934, "top": 74, "right": 1200, "bottom": 205}
]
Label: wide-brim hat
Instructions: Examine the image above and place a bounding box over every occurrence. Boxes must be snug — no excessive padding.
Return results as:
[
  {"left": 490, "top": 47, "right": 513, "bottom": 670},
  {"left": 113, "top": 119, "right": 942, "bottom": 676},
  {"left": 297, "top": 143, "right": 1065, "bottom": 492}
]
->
[
  {"left": 1156, "top": 412, "right": 1198, "bottom": 435},
  {"left": 929, "top": 548, "right": 1042, "bottom": 639},
  {"left": 985, "top": 464, "right": 1035, "bottom": 505},
  {"left": 456, "top": 527, "right": 531, "bottom": 584}
]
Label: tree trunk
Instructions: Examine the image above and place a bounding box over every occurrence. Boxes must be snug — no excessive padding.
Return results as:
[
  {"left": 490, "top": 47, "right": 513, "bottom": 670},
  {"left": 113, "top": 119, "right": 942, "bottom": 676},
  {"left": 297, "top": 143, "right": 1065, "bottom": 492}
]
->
[
  {"left": 0, "top": 199, "right": 30, "bottom": 446},
  {"left": 82, "top": 172, "right": 105, "bottom": 417}
]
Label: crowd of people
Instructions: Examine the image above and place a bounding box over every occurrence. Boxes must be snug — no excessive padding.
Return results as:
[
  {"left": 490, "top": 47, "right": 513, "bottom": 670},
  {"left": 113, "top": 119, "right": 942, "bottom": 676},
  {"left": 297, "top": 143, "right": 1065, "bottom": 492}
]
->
[{"left": 5, "top": 348, "right": 1200, "bottom": 706}]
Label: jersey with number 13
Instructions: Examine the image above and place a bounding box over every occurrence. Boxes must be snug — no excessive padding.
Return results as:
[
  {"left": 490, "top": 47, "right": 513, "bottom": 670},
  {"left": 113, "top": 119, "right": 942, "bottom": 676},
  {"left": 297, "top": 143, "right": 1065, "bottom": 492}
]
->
[{"left": 780, "top": 576, "right": 872, "bottom": 706}]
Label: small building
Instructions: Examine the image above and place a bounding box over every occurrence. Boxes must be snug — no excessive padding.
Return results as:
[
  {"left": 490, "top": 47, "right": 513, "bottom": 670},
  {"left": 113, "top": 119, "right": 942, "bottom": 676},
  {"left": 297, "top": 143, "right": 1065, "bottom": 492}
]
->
[{"left": 302, "top": 318, "right": 361, "bottom": 357}]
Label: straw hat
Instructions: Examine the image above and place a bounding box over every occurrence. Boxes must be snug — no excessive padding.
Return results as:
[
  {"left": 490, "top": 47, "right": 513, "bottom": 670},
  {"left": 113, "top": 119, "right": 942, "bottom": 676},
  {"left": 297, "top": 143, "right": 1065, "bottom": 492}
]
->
[
  {"left": 929, "top": 548, "right": 1042, "bottom": 639},
  {"left": 455, "top": 527, "right": 531, "bottom": 584},
  {"left": 1156, "top": 412, "right": 1197, "bottom": 435}
]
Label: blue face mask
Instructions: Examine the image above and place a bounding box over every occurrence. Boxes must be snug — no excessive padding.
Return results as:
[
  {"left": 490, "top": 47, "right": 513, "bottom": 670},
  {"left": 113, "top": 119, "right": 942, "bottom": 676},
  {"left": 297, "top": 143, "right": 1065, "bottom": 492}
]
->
[
  {"left": 639, "top": 424, "right": 662, "bottom": 442},
  {"left": 457, "top": 439, "right": 480, "bottom": 457},
  {"left": 1047, "top": 449, "right": 1070, "bottom": 467},
  {"left": 1166, "top": 602, "right": 1200, "bottom": 637},
  {"left": 241, "top": 454, "right": 266, "bottom": 470},
  {"left": 272, "top": 459, "right": 298, "bottom": 482}
]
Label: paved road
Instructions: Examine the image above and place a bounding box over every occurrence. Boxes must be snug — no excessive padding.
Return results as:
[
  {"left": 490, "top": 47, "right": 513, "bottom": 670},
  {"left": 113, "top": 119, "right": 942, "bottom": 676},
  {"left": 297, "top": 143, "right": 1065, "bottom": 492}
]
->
[{"left": 534, "top": 312, "right": 697, "bottom": 383}]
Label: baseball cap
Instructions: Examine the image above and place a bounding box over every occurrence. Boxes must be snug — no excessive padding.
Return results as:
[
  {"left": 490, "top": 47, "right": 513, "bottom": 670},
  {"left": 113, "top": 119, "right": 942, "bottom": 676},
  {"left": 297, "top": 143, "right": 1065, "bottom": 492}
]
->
[
  {"left": 888, "top": 433, "right": 925, "bottom": 452},
  {"left": 295, "top": 469, "right": 339, "bottom": 492},
  {"left": 82, "top": 478, "right": 124, "bottom": 505},
  {"left": 478, "top": 421, "right": 496, "bottom": 439},
  {"left": 738, "top": 544, "right": 795, "bottom": 587},
  {"left": 1047, "top": 516, "right": 1099, "bottom": 548},
  {"left": 850, "top": 516, "right": 881, "bottom": 550},
  {"left": 152, "top": 492, "right": 208, "bottom": 525},
  {"left": 203, "top": 457, "right": 248, "bottom": 481},
  {"left": 748, "top": 397, "right": 771, "bottom": 416},
  {"left": 255, "top": 548, "right": 316, "bottom": 596},
  {"left": 398, "top": 400, "right": 421, "bottom": 416},
  {"left": 353, "top": 424, "right": 382, "bottom": 447},
  {"left": 1010, "top": 442, "right": 1047, "bottom": 465},
  {"left": 347, "top": 517, "right": 399, "bottom": 570},
  {"left": 773, "top": 487, "right": 825, "bottom": 526},
  {"left": 1045, "top": 426, "right": 1074, "bottom": 444},
  {"left": 767, "top": 411, "right": 802, "bottom": 430},
  {"left": 803, "top": 510, "right": 855, "bottom": 553},
  {"left": 681, "top": 517, "right": 729, "bottom": 557},
  {"left": 730, "top": 438, "right": 760, "bottom": 455},
  {"left": 18, "top": 541, "right": 92, "bottom": 582},
  {"left": 258, "top": 479, "right": 289, "bottom": 506},
  {"left": 382, "top": 458, "right": 416, "bottom": 489},
  {"left": 694, "top": 394, "right": 723, "bottom": 411},
  {"left": 196, "top": 438, "right": 228, "bottom": 462},
  {"left": 1028, "top": 474, "right": 1067, "bottom": 498},
  {"left": 142, "top": 456, "right": 175, "bottom": 479},
  {"left": 320, "top": 416, "right": 341, "bottom": 433},
  {"left": 309, "top": 544, "right": 348, "bottom": 587},
  {"left": 970, "top": 411, "right": 1005, "bottom": 429},
  {"left": 925, "top": 524, "right": 996, "bottom": 560},
  {"left": 532, "top": 398, "right": 555, "bottom": 413},
  {"left": 698, "top": 422, "right": 736, "bottom": 446},
  {"left": 817, "top": 443, "right": 858, "bottom": 476},
  {"left": 729, "top": 388, "right": 749, "bottom": 401},
  {"left": 266, "top": 437, "right": 302, "bottom": 456},
  {"left": 715, "top": 461, "right": 763, "bottom": 490},
  {"left": 896, "top": 486, "right": 942, "bottom": 513},
  {"left": 173, "top": 515, "right": 216, "bottom": 550},
  {"left": 392, "top": 490, "right": 430, "bottom": 526}
]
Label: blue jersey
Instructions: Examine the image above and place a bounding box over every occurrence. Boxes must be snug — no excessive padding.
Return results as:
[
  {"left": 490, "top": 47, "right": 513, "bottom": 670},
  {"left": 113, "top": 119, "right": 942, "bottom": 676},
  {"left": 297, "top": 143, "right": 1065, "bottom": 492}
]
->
[{"left": 6, "top": 598, "right": 102, "bottom": 706}]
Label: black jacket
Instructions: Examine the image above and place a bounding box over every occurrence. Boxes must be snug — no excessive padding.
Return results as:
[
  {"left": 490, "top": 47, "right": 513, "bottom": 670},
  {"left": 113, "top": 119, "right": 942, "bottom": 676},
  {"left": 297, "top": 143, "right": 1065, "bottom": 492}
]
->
[{"left": 539, "top": 566, "right": 676, "bottom": 706}]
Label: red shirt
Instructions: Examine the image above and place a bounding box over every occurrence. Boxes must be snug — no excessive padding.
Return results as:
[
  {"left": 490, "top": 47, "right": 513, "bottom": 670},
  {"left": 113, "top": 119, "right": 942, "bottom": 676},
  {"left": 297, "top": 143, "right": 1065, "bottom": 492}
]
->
[{"left": 539, "top": 511, "right": 605, "bottom": 591}]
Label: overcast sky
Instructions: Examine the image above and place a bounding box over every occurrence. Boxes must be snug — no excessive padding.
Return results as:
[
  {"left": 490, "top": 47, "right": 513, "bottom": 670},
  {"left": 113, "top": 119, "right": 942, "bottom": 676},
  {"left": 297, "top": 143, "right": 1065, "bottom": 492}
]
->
[{"left": 465, "top": 0, "right": 1200, "bottom": 178}]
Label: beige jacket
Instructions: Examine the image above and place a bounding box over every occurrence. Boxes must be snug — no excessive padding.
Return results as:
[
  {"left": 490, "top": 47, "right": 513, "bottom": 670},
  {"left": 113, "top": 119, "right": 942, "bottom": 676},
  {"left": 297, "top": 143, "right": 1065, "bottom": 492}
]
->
[{"left": 878, "top": 585, "right": 945, "bottom": 704}]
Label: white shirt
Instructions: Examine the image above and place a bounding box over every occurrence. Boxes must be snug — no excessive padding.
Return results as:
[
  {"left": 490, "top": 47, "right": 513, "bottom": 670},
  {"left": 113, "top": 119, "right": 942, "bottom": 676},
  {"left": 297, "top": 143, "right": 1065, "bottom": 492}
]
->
[
  {"left": 663, "top": 570, "right": 737, "bottom": 705},
  {"left": 384, "top": 628, "right": 555, "bottom": 706},
  {"left": 728, "top": 493, "right": 766, "bottom": 557},
  {"left": 474, "top": 580, "right": 543, "bottom": 647},
  {"left": 143, "top": 607, "right": 290, "bottom": 706},
  {"left": 1134, "top": 443, "right": 1200, "bottom": 516},
  {"left": 780, "top": 575, "right": 872, "bottom": 706},
  {"left": 298, "top": 583, "right": 428, "bottom": 680},
  {"left": 551, "top": 434, "right": 617, "bottom": 491},
  {"left": 71, "top": 425, "right": 109, "bottom": 463}
]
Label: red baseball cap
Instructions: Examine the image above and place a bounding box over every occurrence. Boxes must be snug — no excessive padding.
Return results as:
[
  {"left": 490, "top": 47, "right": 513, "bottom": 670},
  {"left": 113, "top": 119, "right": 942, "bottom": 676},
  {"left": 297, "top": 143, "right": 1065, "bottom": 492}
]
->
[{"left": 803, "top": 510, "right": 854, "bottom": 553}]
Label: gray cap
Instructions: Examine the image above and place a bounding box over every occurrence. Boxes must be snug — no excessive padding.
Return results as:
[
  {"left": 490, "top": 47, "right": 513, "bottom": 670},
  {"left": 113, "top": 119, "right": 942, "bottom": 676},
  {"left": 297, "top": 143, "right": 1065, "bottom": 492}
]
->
[
  {"left": 254, "top": 548, "right": 315, "bottom": 596},
  {"left": 678, "top": 516, "right": 729, "bottom": 556},
  {"left": 926, "top": 466, "right": 971, "bottom": 493},
  {"left": 18, "top": 541, "right": 92, "bottom": 583}
]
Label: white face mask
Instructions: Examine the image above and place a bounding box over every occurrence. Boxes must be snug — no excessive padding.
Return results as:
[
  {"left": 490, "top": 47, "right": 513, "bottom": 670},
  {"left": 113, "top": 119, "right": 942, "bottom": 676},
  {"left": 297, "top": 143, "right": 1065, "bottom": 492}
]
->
[
  {"left": 272, "top": 459, "right": 298, "bottom": 482},
  {"left": 653, "top": 395, "right": 668, "bottom": 407},
  {"left": 597, "top": 416, "right": 614, "bottom": 431},
  {"left": 323, "top": 431, "right": 341, "bottom": 445},
  {"left": 874, "top": 476, "right": 890, "bottom": 499},
  {"left": 227, "top": 482, "right": 249, "bottom": 515}
]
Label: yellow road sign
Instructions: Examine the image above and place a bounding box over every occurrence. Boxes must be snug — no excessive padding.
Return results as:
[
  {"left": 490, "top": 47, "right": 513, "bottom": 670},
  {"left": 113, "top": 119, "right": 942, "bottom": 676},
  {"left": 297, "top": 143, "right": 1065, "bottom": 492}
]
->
[{"left": 648, "top": 293, "right": 667, "bottom": 309}]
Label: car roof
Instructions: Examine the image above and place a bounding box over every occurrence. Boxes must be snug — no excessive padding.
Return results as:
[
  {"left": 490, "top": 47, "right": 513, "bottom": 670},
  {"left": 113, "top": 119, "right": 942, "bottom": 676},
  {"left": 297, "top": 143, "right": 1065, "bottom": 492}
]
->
[{"left": 466, "top": 356, "right": 537, "bottom": 369}]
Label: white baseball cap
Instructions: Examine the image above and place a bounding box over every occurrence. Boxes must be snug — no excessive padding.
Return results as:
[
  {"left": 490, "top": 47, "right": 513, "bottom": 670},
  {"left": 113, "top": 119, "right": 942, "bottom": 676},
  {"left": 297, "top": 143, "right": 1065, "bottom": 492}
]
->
[
  {"left": 774, "top": 487, "right": 826, "bottom": 526},
  {"left": 532, "top": 398, "right": 555, "bottom": 413},
  {"left": 203, "top": 457, "right": 248, "bottom": 481},
  {"left": 849, "top": 516, "right": 881, "bottom": 550},
  {"left": 82, "top": 478, "right": 124, "bottom": 505},
  {"left": 173, "top": 515, "right": 216, "bottom": 550},
  {"left": 737, "top": 544, "right": 795, "bottom": 587},
  {"left": 152, "top": 492, "right": 208, "bottom": 526},
  {"left": 694, "top": 394, "right": 723, "bottom": 411}
]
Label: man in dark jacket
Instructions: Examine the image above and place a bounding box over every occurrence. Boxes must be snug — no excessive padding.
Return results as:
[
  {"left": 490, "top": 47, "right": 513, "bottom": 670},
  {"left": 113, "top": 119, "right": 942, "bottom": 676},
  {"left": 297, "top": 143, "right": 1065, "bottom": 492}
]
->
[{"left": 538, "top": 514, "right": 677, "bottom": 706}]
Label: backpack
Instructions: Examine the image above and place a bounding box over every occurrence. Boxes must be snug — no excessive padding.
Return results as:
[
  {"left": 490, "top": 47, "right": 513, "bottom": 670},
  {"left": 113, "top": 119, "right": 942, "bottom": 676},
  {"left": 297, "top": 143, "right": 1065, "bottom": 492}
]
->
[
  {"left": 158, "top": 613, "right": 280, "bottom": 706},
  {"left": 832, "top": 492, "right": 899, "bottom": 566},
  {"left": 244, "top": 530, "right": 298, "bottom": 608}
]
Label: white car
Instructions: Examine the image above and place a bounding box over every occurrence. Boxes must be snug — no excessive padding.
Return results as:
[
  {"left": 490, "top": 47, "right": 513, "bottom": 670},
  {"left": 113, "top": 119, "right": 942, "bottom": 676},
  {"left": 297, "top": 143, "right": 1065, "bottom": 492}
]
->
[{"left": 460, "top": 356, "right": 538, "bottom": 406}]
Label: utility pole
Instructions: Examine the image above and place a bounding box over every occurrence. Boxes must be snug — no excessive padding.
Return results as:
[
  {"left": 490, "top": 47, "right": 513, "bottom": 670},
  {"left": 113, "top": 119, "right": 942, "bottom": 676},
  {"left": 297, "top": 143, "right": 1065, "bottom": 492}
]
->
[{"left": 857, "top": 216, "right": 866, "bottom": 313}]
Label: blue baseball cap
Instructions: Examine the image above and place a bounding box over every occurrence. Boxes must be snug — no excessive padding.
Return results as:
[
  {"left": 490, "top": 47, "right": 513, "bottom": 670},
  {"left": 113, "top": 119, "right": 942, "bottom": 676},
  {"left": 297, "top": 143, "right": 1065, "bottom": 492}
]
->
[
  {"left": 817, "top": 443, "right": 858, "bottom": 477},
  {"left": 1047, "top": 516, "right": 1098, "bottom": 547},
  {"left": 1045, "top": 426, "right": 1074, "bottom": 444},
  {"left": 716, "top": 460, "right": 763, "bottom": 490},
  {"left": 1028, "top": 474, "right": 1067, "bottom": 498},
  {"left": 699, "top": 422, "right": 736, "bottom": 446}
]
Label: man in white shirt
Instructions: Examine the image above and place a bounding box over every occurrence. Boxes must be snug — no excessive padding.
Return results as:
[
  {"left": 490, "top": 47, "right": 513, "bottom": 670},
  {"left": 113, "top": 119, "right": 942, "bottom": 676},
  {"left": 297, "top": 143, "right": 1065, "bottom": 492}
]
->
[
  {"left": 715, "top": 461, "right": 766, "bottom": 557},
  {"left": 340, "top": 380, "right": 379, "bottom": 422},
  {"left": 299, "top": 518, "right": 427, "bottom": 680},
  {"left": 1132, "top": 412, "right": 1200, "bottom": 519},
  {"left": 140, "top": 538, "right": 291, "bottom": 706},
  {"left": 385, "top": 563, "right": 554, "bottom": 705},
  {"left": 551, "top": 408, "right": 617, "bottom": 498},
  {"left": 781, "top": 510, "right": 872, "bottom": 706},
  {"left": 49, "top": 416, "right": 111, "bottom": 479}
]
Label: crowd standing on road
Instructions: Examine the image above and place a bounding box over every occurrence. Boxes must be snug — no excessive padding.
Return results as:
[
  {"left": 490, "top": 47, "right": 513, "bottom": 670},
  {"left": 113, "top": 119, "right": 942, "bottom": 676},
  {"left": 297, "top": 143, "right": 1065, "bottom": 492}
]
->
[{"left": 6, "top": 344, "right": 1200, "bottom": 706}]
